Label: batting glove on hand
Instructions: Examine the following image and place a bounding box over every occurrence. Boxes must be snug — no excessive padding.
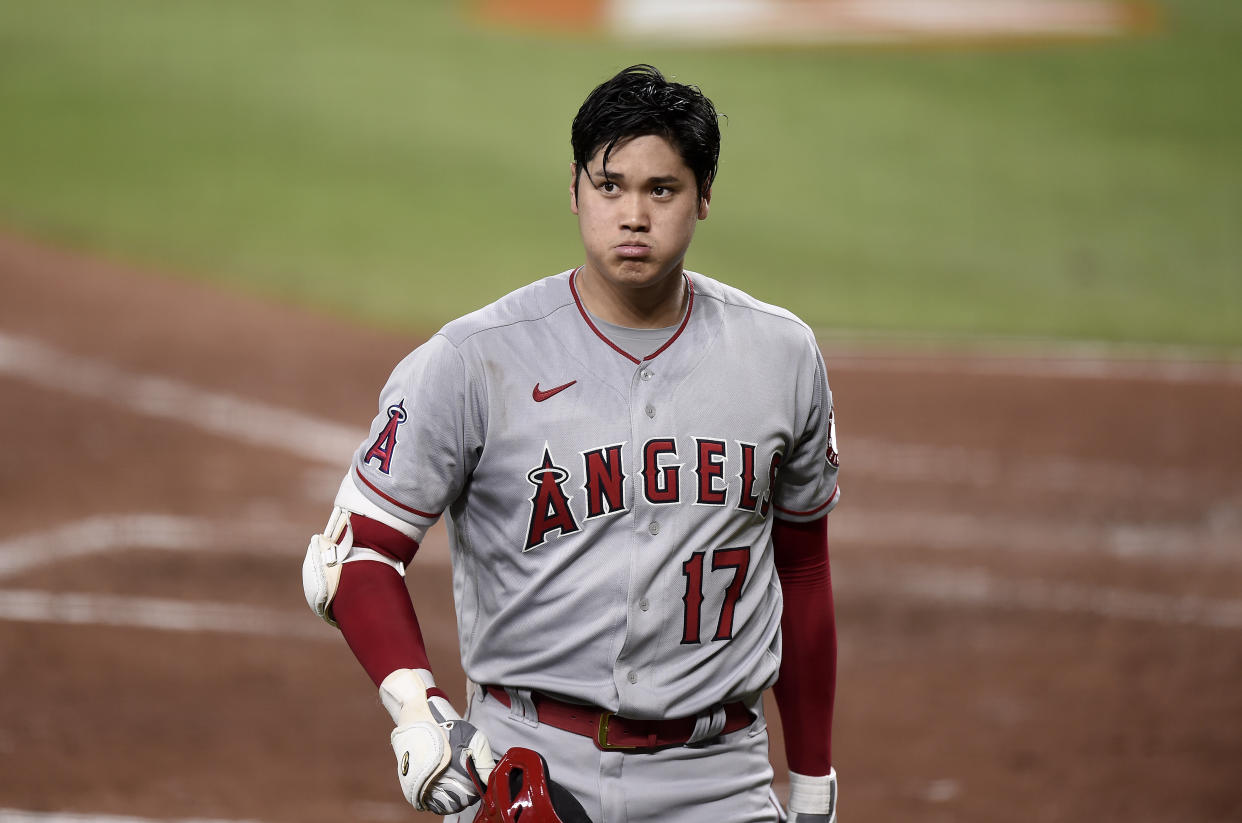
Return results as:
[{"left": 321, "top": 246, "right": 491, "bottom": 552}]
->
[
  {"left": 380, "top": 669, "right": 497, "bottom": 814},
  {"left": 787, "top": 768, "right": 838, "bottom": 823}
]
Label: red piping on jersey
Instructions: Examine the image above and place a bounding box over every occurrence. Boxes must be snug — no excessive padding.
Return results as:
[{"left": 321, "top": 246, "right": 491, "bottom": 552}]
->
[
  {"left": 641, "top": 277, "right": 695, "bottom": 361},
  {"left": 353, "top": 466, "right": 441, "bottom": 520},
  {"left": 569, "top": 267, "right": 695, "bottom": 364},
  {"left": 774, "top": 484, "right": 840, "bottom": 518}
]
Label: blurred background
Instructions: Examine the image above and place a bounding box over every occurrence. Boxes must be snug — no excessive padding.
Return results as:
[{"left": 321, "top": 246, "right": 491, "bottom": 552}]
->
[
  {"left": 2, "top": 0, "right": 1237, "bottom": 345},
  {"left": 1, "top": 1, "right": 1239, "bottom": 822}
]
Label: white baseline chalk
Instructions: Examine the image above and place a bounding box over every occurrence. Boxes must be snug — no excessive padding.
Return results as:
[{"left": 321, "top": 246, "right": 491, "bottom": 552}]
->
[
  {"left": 0, "top": 514, "right": 450, "bottom": 582},
  {"left": 0, "top": 332, "right": 362, "bottom": 466},
  {"left": 0, "top": 589, "right": 332, "bottom": 641},
  {"left": 0, "top": 514, "right": 302, "bottom": 580},
  {"left": 845, "top": 563, "right": 1242, "bottom": 630}
]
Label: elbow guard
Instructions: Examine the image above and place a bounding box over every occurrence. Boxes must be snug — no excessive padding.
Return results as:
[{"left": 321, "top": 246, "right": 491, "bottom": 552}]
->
[
  {"left": 302, "top": 507, "right": 355, "bottom": 627},
  {"left": 303, "top": 506, "right": 407, "bottom": 626}
]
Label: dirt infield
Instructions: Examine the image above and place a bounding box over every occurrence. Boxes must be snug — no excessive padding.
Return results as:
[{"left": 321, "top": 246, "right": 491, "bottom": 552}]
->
[{"left": 1, "top": 230, "right": 1240, "bottom": 823}]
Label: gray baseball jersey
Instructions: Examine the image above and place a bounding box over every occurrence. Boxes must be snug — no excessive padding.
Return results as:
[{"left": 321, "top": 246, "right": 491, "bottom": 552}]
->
[{"left": 344, "top": 268, "right": 839, "bottom": 720}]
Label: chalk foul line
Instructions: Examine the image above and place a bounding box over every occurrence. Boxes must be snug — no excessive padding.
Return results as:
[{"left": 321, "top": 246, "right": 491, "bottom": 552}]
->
[
  {"left": 846, "top": 563, "right": 1242, "bottom": 631},
  {"left": 0, "top": 514, "right": 303, "bottom": 580},
  {"left": 0, "top": 589, "right": 334, "bottom": 641},
  {"left": 0, "top": 332, "right": 362, "bottom": 466},
  {"left": 829, "top": 507, "right": 1242, "bottom": 565},
  {"left": 0, "top": 514, "right": 451, "bottom": 583}
]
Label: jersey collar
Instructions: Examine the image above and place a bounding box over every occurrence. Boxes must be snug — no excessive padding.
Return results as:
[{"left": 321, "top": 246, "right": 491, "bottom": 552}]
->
[{"left": 568, "top": 266, "right": 695, "bottom": 365}]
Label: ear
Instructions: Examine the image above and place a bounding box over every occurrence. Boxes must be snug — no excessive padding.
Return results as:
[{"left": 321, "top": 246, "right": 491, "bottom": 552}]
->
[
  {"left": 569, "top": 162, "right": 580, "bottom": 215},
  {"left": 697, "top": 187, "right": 712, "bottom": 221}
]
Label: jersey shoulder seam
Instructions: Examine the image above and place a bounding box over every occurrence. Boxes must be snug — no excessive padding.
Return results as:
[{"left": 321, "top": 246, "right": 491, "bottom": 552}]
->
[
  {"left": 435, "top": 272, "right": 577, "bottom": 349},
  {"left": 441, "top": 300, "right": 576, "bottom": 349},
  {"left": 695, "top": 287, "right": 817, "bottom": 340}
]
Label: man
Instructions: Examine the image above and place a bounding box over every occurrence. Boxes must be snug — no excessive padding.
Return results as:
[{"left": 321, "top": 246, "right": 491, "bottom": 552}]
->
[{"left": 303, "top": 64, "right": 841, "bottom": 822}]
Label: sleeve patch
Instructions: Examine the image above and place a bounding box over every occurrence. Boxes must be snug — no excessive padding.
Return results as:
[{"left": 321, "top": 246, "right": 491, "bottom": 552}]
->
[
  {"left": 362, "top": 400, "right": 407, "bottom": 474},
  {"left": 826, "top": 407, "right": 839, "bottom": 470}
]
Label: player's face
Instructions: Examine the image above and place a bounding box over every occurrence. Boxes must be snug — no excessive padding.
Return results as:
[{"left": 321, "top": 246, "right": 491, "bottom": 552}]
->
[{"left": 570, "top": 134, "right": 710, "bottom": 325}]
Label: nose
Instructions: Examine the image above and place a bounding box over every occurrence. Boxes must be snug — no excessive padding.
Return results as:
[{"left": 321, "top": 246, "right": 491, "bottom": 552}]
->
[{"left": 620, "top": 192, "right": 649, "bottom": 233}]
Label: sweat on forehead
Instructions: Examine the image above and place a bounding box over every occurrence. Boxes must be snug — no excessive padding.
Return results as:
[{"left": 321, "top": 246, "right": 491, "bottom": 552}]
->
[{"left": 571, "top": 64, "right": 722, "bottom": 199}]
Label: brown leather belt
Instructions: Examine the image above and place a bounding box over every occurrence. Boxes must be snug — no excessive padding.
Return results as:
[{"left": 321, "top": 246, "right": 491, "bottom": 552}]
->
[{"left": 483, "top": 685, "right": 754, "bottom": 751}]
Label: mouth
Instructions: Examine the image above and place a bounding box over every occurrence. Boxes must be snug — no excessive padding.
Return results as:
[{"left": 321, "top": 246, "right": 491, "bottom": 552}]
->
[{"left": 615, "top": 243, "right": 651, "bottom": 259}]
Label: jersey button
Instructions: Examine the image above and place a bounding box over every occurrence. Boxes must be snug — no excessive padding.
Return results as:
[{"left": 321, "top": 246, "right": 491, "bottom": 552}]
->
[
  {"left": 627, "top": 671, "right": 639, "bottom": 684},
  {"left": 640, "top": 369, "right": 653, "bottom": 381},
  {"left": 639, "top": 598, "right": 650, "bottom": 612},
  {"left": 645, "top": 404, "right": 656, "bottom": 418},
  {"left": 648, "top": 521, "right": 660, "bottom": 535}
]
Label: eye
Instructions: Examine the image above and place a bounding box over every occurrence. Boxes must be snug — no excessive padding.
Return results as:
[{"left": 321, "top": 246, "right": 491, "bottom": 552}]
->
[
  {"left": 600, "top": 181, "right": 618, "bottom": 194},
  {"left": 652, "top": 186, "right": 669, "bottom": 197}
]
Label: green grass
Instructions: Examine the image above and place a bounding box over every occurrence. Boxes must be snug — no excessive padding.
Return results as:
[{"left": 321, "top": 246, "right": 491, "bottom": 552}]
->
[{"left": 0, "top": 0, "right": 1239, "bottom": 347}]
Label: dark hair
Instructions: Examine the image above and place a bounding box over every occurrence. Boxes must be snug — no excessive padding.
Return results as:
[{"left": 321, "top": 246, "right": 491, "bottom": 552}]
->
[{"left": 571, "top": 64, "right": 721, "bottom": 201}]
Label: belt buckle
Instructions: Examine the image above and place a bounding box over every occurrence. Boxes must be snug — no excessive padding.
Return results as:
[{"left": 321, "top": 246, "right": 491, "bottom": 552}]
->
[{"left": 595, "top": 711, "right": 638, "bottom": 750}]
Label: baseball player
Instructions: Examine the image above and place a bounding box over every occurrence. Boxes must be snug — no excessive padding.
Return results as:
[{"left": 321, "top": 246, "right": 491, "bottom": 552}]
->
[{"left": 303, "top": 64, "right": 841, "bottom": 823}]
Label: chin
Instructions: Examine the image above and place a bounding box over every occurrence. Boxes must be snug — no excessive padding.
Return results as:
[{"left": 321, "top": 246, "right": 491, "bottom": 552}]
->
[{"left": 611, "top": 260, "right": 673, "bottom": 287}]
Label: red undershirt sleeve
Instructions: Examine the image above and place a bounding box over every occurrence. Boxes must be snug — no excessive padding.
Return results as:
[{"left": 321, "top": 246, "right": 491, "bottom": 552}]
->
[
  {"left": 329, "top": 515, "right": 436, "bottom": 690},
  {"left": 771, "top": 514, "right": 836, "bottom": 775}
]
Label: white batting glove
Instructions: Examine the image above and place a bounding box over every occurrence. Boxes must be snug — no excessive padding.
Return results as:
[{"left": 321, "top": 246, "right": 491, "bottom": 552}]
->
[
  {"left": 380, "top": 668, "right": 496, "bottom": 814},
  {"left": 787, "top": 768, "right": 838, "bottom": 823}
]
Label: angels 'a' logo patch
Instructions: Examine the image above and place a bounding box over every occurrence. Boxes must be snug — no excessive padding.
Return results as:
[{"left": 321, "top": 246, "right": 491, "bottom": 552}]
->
[
  {"left": 826, "top": 408, "right": 840, "bottom": 470},
  {"left": 364, "top": 400, "right": 407, "bottom": 475}
]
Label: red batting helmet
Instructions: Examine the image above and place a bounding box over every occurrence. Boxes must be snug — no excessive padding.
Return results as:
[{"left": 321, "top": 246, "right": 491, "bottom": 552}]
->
[{"left": 472, "top": 747, "right": 592, "bottom": 823}]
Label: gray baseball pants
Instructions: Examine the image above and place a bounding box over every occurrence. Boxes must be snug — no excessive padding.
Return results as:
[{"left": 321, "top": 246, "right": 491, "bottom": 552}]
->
[{"left": 445, "top": 686, "right": 782, "bottom": 823}]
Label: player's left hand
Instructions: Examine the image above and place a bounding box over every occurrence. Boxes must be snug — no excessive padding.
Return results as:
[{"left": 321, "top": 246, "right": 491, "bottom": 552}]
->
[{"left": 787, "top": 769, "right": 838, "bottom": 823}]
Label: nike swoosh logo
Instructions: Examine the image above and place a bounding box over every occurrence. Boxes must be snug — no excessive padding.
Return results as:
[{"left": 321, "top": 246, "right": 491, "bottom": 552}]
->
[{"left": 532, "top": 380, "right": 577, "bottom": 402}]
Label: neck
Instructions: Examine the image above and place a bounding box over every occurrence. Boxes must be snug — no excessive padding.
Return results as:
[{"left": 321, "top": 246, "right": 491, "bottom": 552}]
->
[{"left": 574, "top": 266, "right": 688, "bottom": 329}]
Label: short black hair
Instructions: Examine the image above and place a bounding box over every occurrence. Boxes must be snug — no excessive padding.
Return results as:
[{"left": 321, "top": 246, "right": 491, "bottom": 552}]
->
[{"left": 571, "top": 64, "right": 721, "bottom": 201}]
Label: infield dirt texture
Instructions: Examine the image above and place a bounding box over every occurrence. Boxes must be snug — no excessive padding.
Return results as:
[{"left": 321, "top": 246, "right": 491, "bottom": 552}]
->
[{"left": 2, "top": 232, "right": 1240, "bottom": 822}]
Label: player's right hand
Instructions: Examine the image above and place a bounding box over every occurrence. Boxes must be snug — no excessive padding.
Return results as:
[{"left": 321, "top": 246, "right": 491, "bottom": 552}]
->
[
  {"left": 392, "top": 707, "right": 495, "bottom": 813},
  {"left": 381, "top": 669, "right": 497, "bottom": 814}
]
